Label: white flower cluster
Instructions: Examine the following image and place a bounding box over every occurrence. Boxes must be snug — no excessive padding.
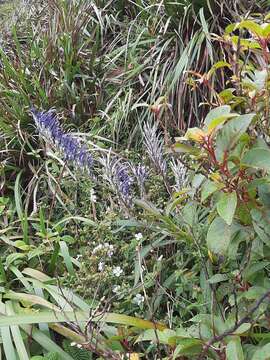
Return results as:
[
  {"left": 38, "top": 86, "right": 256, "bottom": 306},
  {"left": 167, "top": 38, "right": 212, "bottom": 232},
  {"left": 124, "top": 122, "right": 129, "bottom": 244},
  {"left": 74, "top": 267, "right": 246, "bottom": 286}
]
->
[
  {"left": 133, "top": 293, "right": 145, "bottom": 306},
  {"left": 113, "top": 285, "right": 121, "bottom": 294},
  {"left": 98, "top": 261, "right": 105, "bottom": 272},
  {"left": 92, "top": 242, "right": 114, "bottom": 257},
  {"left": 90, "top": 188, "right": 97, "bottom": 202},
  {"left": 112, "top": 266, "right": 123, "bottom": 277},
  {"left": 135, "top": 233, "right": 143, "bottom": 241}
]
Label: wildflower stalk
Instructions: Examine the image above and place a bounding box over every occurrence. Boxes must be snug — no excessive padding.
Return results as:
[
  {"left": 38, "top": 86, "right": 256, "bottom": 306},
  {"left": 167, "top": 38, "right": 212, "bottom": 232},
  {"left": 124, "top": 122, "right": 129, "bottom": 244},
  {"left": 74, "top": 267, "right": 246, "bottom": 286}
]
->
[{"left": 143, "top": 122, "right": 171, "bottom": 195}]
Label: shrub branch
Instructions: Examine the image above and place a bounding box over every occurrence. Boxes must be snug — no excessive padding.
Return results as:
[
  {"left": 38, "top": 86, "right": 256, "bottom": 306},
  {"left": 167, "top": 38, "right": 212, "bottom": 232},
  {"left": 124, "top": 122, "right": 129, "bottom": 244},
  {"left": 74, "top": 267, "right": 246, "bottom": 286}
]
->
[{"left": 197, "top": 289, "right": 270, "bottom": 360}]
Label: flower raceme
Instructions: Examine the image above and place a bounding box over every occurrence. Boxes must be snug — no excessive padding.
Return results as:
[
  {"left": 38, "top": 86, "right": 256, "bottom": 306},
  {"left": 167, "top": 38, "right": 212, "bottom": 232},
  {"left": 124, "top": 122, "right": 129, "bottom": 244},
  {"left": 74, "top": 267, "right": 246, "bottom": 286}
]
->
[
  {"left": 31, "top": 108, "right": 154, "bottom": 207},
  {"left": 31, "top": 107, "right": 93, "bottom": 172}
]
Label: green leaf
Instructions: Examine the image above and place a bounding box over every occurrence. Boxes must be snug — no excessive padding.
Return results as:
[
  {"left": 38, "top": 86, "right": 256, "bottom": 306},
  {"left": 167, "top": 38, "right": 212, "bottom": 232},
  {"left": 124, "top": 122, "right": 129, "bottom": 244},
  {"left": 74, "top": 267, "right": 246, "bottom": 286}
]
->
[
  {"left": 22, "top": 324, "right": 73, "bottom": 360},
  {"left": 172, "top": 338, "right": 202, "bottom": 358},
  {"left": 208, "top": 61, "right": 231, "bottom": 77},
  {"left": 204, "top": 105, "right": 231, "bottom": 127},
  {"left": 262, "top": 23, "right": 270, "bottom": 37},
  {"left": 208, "top": 273, "right": 229, "bottom": 284},
  {"left": 62, "top": 339, "right": 91, "bottom": 360},
  {"left": 242, "top": 148, "right": 270, "bottom": 172},
  {"left": 217, "top": 191, "right": 237, "bottom": 225},
  {"left": 6, "top": 301, "right": 29, "bottom": 360},
  {"left": 204, "top": 105, "right": 239, "bottom": 132},
  {"left": 5, "top": 253, "right": 26, "bottom": 268},
  {"left": 14, "top": 170, "right": 23, "bottom": 220},
  {"left": 134, "top": 199, "right": 162, "bottom": 217},
  {"left": 252, "top": 343, "right": 270, "bottom": 360},
  {"left": 0, "top": 310, "right": 167, "bottom": 331},
  {"left": 170, "top": 142, "right": 199, "bottom": 155},
  {"left": 216, "top": 114, "right": 255, "bottom": 159},
  {"left": 59, "top": 241, "right": 75, "bottom": 276},
  {"left": 52, "top": 216, "right": 96, "bottom": 230},
  {"left": 251, "top": 208, "right": 270, "bottom": 245},
  {"left": 226, "top": 337, "right": 244, "bottom": 360},
  {"left": 201, "top": 180, "right": 219, "bottom": 202},
  {"left": 1, "top": 325, "right": 17, "bottom": 360},
  {"left": 237, "top": 20, "right": 264, "bottom": 37},
  {"left": 206, "top": 217, "right": 232, "bottom": 255}
]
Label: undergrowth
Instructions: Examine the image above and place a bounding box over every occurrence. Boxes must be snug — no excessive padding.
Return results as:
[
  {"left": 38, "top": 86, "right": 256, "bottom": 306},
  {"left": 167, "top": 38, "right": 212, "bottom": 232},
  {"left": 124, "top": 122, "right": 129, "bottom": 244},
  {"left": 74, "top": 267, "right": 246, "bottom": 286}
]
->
[{"left": 1, "top": 1, "right": 270, "bottom": 359}]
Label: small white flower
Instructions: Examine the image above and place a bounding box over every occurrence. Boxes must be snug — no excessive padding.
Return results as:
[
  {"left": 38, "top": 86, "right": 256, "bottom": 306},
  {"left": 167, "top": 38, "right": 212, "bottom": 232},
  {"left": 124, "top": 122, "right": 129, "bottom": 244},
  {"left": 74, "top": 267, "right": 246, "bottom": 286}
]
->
[
  {"left": 98, "top": 262, "right": 105, "bottom": 272},
  {"left": 107, "top": 245, "right": 114, "bottom": 257},
  {"left": 133, "top": 293, "right": 145, "bottom": 306},
  {"left": 90, "top": 188, "right": 97, "bottom": 203},
  {"left": 92, "top": 244, "right": 103, "bottom": 254},
  {"left": 135, "top": 233, "right": 143, "bottom": 241},
  {"left": 112, "top": 266, "right": 123, "bottom": 277},
  {"left": 157, "top": 255, "right": 163, "bottom": 261},
  {"left": 141, "top": 265, "right": 146, "bottom": 272},
  {"left": 113, "top": 285, "right": 121, "bottom": 294}
]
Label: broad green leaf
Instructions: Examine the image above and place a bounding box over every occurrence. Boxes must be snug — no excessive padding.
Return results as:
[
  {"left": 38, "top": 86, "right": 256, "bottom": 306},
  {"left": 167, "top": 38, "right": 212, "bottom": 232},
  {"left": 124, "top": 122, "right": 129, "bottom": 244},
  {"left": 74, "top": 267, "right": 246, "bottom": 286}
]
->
[
  {"left": 251, "top": 208, "right": 270, "bottom": 245},
  {"left": 216, "top": 114, "right": 255, "bottom": 160},
  {"left": 242, "top": 286, "right": 267, "bottom": 300},
  {"left": 243, "top": 148, "right": 270, "bottom": 172},
  {"left": 201, "top": 180, "right": 219, "bottom": 202},
  {"left": 263, "top": 23, "right": 270, "bottom": 37},
  {"left": 253, "top": 70, "right": 268, "bottom": 90},
  {"left": 170, "top": 142, "right": 199, "bottom": 154},
  {"left": 0, "top": 310, "right": 167, "bottom": 330},
  {"left": 22, "top": 268, "right": 52, "bottom": 282},
  {"left": 204, "top": 105, "right": 231, "bottom": 127},
  {"left": 206, "top": 217, "right": 232, "bottom": 255},
  {"left": 226, "top": 337, "right": 244, "bottom": 360},
  {"left": 231, "top": 36, "right": 261, "bottom": 50},
  {"left": 208, "top": 61, "right": 231, "bottom": 77},
  {"left": 242, "top": 261, "right": 270, "bottom": 281},
  {"left": 14, "top": 241, "right": 31, "bottom": 251},
  {"left": 204, "top": 105, "right": 238, "bottom": 132},
  {"left": 252, "top": 343, "right": 270, "bottom": 360},
  {"left": 136, "top": 329, "right": 177, "bottom": 345},
  {"left": 184, "top": 127, "right": 205, "bottom": 143},
  {"left": 172, "top": 338, "right": 202, "bottom": 358},
  {"left": 233, "top": 323, "right": 251, "bottom": 335},
  {"left": 225, "top": 23, "right": 236, "bottom": 34},
  {"left": 208, "top": 273, "right": 229, "bottom": 284},
  {"left": 4, "top": 292, "right": 59, "bottom": 311},
  {"left": 237, "top": 20, "right": 264, "bottom": 37},
  {"left": 217, "top": 191, "right": 237, "bottom": 225}
]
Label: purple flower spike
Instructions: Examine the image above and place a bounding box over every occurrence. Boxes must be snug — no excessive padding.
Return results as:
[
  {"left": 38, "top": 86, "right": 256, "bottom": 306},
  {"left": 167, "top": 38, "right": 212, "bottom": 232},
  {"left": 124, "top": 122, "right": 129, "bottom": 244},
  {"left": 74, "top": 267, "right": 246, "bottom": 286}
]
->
[
  {"left": 31, "top": 107, "right": 62, "bottom": 141},
  {"left": 134, "top": 164, "right": 148, "bottom": 185},
  {"left": 132, "top": 163, "right": 148, "bottom": 197},
  {"left": 115, "top": 163, "right": 133, "bottom": 202},
  {"left": 31, "top": 107, "right": 93, "bottom": 173}
]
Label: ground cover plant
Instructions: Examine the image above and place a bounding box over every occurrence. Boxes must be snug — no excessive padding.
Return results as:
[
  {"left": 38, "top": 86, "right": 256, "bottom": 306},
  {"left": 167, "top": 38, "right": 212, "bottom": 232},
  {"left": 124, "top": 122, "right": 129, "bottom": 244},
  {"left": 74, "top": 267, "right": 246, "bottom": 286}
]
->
[{"left": 1, "top": 0, "right": 270, "bottom": 359}]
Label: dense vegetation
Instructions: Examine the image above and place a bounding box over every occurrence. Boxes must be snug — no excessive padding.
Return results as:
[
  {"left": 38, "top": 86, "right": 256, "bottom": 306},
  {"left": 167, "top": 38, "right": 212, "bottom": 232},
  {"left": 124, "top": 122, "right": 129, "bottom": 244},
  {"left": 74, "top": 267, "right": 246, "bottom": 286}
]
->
[{"left": 1, "top": 0, "right": 270, "bottom": 359}]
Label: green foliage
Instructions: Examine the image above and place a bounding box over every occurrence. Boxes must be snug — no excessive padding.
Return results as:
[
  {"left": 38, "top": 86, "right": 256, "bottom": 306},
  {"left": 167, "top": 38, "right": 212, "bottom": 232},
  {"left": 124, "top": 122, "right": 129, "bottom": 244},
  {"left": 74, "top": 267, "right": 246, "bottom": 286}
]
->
[
  {"left": 62, "top": 340, "right": 92, "bottom": 360},
  {"left": 2, "top": 1, "right": 270, "bottom": 359}
]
